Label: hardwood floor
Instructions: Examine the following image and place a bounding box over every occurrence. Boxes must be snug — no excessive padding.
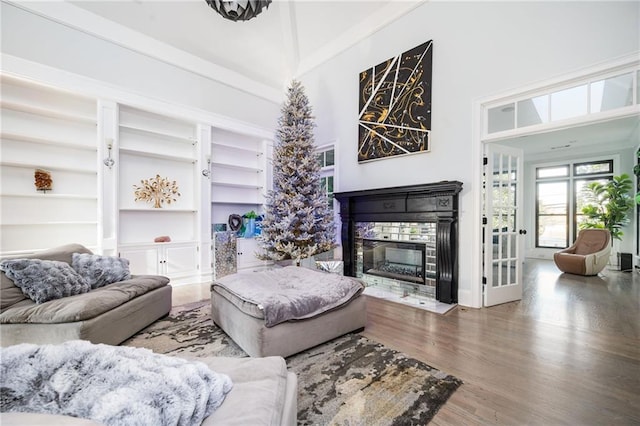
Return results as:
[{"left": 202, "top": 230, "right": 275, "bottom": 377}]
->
[{"left": 362, "top": 259, "right": 640, "bottom": 425}]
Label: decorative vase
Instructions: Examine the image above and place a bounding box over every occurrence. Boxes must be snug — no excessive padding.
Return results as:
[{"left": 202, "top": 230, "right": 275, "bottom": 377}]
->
[{"left": 244, "top": 218, "right": 256, "bottom": 238}]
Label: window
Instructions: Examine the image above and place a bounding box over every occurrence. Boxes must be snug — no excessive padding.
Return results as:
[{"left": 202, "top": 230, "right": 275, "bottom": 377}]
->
[
  {"left": 536, "top": 181, "right": 568, "bottom": 248},
  {"left": 486, "top": 66, "right": 640, "bottom": 135},
  {"left": 550, "top": 84, "right": 588, "bottom": 121},
  {"left": 317, "top": 149, "right": 334, "bottom": 168},
  {"left": 316, "top": 144, "right": 340, "bottom": 244},
  {"left": 535, "top": 159, "right": 613, "bottom": 248},
  {"left": 590, "top": 73, "right": 634, "bottom": 113},
  {"left": 316, "top": 146, "right": 335, "bottom": 210},
  {"left": 320, "top": 176, "right": 334, "bottom": 208}
]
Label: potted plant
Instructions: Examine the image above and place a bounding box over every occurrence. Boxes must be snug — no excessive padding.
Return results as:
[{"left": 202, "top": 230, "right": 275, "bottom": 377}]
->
[{"left": 580, "top": 173, "right": 634, "bottom": 241}]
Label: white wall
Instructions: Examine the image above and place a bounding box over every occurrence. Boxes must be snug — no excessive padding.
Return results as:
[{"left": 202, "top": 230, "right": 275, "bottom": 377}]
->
[
  {"left": 0, "top": 2, "right": 280, "bottom": 130},
  {"left": 299, "top": 1, "right": 640, "bottom": 306}
]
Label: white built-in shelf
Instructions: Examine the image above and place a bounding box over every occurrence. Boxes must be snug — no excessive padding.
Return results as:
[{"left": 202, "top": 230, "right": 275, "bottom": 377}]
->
[
  {"left": 210, "top": 195, "right": 264, "bottom": 204},
  {"left": 0, "top": 75, "right": 101, "bottom": 257},
  {"left": 1, "top": 132, "right": 97, "bottom": 152},
  {"left": 212, "top": 142, "right": 263, "bottom": 156},
  {"left": 120, "top": 124, "right": 196, "bottom": 145},
  {"left": 0, "top": 101, "right": 96, "bottom": 124},
  {"left": 2, "top": 221, "right": 99, "bottom": 226},
  {"left": 118, "top": 240, "right": 196, "bottom": 247},
  {"left": 0, "top": 246, "right": 100, "bottom": 257},
  {"left": 118, "top": 106, "right": 200, "bottom": 263},
  {"left": 210, "top": 161, "right": 262, "bottom": 173},
  {"left": 119, "top": 148, "right": 196, "bottom": 163},
  {"left": 211, "top": 200, "right": 264, "bottom": 206},
  {"left": 1, "top": 193, "right": 98, "bottom": 200},
  {"left": 0, "top": 161, "right": 97, "bottom": 174},
  {"left": 210, "top": 130, "right": 269, "bottom": 228},
  {"left": 120, "top": 208, "right": 197, "bottom": 213},
  {"left": 211, "top": 181, "right": 263, "bottom": 190}
]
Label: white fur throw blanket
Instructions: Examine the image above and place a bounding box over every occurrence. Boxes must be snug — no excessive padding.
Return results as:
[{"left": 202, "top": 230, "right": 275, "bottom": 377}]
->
[{"left": 0, "top": 341, "right": 233, "bottom": 426}]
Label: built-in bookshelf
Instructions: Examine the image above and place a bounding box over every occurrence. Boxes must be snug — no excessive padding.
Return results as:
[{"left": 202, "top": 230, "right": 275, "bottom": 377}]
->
[
  {"left": 0, "top": 75, "right": 98, "bottom": 254},
  {"left": 210, "top": 127, "right": 272, "bottom": 270},
  {"left": 210, "top": 128, "right": 270, "bottom": 218},
  {"left": 0, "top": 73, "right": 273, "bottom": 280},
  {"left": 117, "top": 106, "right": 201, "bottom": 283}
]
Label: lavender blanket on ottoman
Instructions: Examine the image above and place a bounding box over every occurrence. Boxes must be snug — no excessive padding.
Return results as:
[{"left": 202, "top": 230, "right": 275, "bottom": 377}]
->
[{"left": 212, "top": 266, "right": 365, "bottom": 327}]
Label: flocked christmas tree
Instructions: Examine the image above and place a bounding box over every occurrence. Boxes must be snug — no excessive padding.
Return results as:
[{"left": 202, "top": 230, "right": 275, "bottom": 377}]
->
[{"left": 257, "top": 80, "right": 335, "bottom": 265}]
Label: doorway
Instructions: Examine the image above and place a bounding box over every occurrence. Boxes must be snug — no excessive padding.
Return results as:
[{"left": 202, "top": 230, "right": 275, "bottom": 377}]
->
[{"left": 474, "top": 54, "right": 640, "bottom": 308}]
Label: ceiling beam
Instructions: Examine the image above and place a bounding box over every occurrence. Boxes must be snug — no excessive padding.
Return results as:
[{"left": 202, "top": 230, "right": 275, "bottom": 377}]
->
[{"left": 278, "top": 1, "right": 300, "bottom": 87}]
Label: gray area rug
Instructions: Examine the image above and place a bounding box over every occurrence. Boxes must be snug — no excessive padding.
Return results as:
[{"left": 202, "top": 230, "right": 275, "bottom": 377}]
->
[{"left": 122, "top": 301, "right": 462, "bottom": 425}]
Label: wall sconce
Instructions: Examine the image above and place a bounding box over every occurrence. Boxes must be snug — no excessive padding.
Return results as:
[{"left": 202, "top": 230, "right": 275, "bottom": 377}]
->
[
  {"left": 202, "top": 157, "right": 211, "bottom": 178},
  {"left": 103, "top": 139, "right": 115, "bottom": 169}
]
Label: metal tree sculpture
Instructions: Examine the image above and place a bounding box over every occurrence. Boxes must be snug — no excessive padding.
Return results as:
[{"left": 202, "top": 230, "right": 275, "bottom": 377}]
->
[{"left": 133, "top": 174, "right": 180, "bottom": 208}]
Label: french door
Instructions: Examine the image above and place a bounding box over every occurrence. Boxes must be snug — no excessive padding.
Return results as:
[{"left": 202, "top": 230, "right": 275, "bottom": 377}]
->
[{"left": 483, "top": 143, "right": 524, "bottom": 307}]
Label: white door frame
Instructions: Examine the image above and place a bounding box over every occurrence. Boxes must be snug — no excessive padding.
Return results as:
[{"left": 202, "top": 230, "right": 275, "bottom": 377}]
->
[{"left": 470, "top": 52, "right": 640, "bottom": 309}]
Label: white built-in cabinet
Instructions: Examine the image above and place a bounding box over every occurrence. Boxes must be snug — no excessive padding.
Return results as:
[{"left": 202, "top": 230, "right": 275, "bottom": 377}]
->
[
  {"left": 0, "top": 74, "right": 274, "bottom": 282},
  {"left": 116, "top": 106, "right": 201, "bottom": 284},
  {"left": 236, "top": 237, "right": 269, "bottom": 270},
  {"left": 0, "top": 75, "right": 99, "bottom": 253},
  {"left": 210, "top": 128, "right": 272, "bottom": 270},
  {"left": 119, "top": 241, "right": 199, "bottom": 281}
]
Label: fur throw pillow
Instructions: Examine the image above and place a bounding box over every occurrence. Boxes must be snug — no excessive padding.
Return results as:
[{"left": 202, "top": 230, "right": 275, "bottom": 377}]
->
[
  {"left": 0, "top": 259, "right": 90, "bottom": 304},
  {"left": 72, "top": 253, "right": 131, "bottom": 289}
]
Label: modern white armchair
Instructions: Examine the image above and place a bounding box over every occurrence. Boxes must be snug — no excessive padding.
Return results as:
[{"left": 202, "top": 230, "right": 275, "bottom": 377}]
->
[{"left": 553, "top": 229, "right": 611, "bottom": 276}]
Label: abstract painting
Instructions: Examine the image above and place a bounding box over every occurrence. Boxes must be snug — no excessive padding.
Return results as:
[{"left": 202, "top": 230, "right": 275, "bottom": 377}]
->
[{"left": 358, "top": 40, "right": 433, "bottom": 162}]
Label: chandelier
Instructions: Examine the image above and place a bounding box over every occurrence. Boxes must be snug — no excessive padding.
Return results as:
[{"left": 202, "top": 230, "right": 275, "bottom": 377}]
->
[{"left": 205, "top": 0, "right": 272, "bottom": 22}]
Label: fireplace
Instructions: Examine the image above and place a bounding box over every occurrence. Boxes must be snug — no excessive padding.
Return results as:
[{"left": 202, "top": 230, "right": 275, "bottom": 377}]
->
[
  {"left": 363, "top": 239, "right": 426, "bottom": 284},
  {"left": 334, "top": 181, "right": 463, "bottom": 303}
]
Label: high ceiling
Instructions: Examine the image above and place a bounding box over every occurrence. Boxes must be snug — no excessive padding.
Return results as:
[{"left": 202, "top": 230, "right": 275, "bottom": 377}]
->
[
  {"left": 60, "top": 0, "right": 421, "bottom": 94},
  {"left": 9, "top": 1, "right": 638, "bottom": 158}
]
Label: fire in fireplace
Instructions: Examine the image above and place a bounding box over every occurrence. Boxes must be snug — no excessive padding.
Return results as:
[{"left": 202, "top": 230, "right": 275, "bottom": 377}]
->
[{"left": 362, "top": 239, "right": 425, "bottom": 284}]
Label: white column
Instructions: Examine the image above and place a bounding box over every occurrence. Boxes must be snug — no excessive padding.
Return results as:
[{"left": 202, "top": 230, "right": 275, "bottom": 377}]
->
[
  {"left": 96, "top": 100, "right": 119, "bottom": 256},
  {"left": 197, "top": 123, "right": 213, "bottom": 281}
]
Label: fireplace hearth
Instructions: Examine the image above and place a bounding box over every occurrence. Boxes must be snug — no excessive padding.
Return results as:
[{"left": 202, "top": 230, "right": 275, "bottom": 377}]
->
[{"left": 335, "top": 181, "right": 463, "bottom": 304}]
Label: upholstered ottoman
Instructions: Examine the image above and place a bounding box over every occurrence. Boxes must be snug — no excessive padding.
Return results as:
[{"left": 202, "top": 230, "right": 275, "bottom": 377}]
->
[{"left": 210, "top": 266, "right": 367, "bottom": 358}]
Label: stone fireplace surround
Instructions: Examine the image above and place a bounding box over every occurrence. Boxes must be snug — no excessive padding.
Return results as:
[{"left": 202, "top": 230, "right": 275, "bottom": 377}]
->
[{"left": 334, "top": 181, "right": 463, "bottom": 304}]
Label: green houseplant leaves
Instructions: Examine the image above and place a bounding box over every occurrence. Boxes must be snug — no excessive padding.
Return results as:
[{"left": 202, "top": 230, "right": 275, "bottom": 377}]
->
[{"left": 579, "top": 173, "right": 634, "bottom": 241}]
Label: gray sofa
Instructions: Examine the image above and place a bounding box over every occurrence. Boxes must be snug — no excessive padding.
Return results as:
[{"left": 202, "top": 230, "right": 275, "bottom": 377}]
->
[
  {"left": 0, "top": 243, "right": 172, "bottom": 347},
  {"left": 0, "top": 355, "right": 297, "bottom": 426},
  {"left": 0, "top": 245, "right": 299, "bottom": 425}
]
